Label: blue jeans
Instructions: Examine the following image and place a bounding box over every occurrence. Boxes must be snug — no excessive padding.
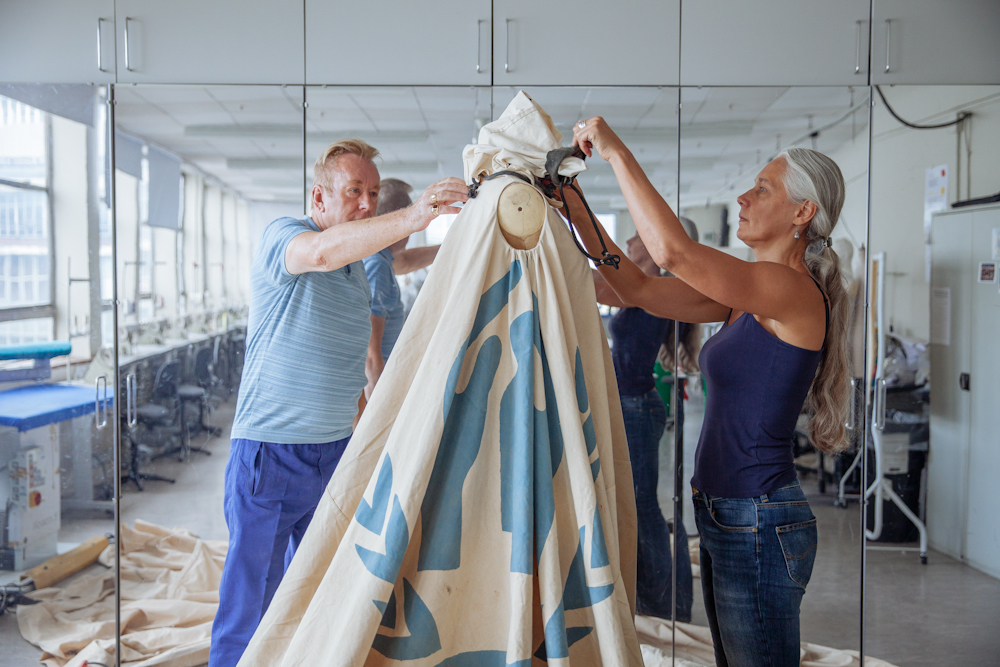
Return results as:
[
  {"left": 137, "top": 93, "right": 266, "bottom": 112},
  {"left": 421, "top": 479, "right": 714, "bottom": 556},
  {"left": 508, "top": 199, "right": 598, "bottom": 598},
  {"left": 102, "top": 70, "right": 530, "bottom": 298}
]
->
[
  {"left": 621, "top": 390, "right": 693, "bottom": 622},
  {"left": 693, "top": 481, "right": 818, "bottom": 667},
  {"left": 209, "top": 437, "right": 350, "bottom": 667}
]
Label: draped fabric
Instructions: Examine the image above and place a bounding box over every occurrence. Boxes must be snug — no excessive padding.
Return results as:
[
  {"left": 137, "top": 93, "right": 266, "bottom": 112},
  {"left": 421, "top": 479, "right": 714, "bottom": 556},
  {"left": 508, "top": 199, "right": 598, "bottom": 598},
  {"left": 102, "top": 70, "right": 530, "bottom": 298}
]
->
[{"left": 237, "top": 92, "right": 643, "bottom": 667}]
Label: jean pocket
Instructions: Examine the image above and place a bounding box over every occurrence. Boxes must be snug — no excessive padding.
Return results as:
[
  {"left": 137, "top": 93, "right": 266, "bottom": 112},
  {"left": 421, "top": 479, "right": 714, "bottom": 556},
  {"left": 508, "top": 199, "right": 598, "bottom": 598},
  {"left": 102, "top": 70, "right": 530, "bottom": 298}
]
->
[
  {"left": 776, "top": 518, "right": 818, "bottom": 589},
  {"left": 708, "top": 498, "right": 757, "bottom": 532}
]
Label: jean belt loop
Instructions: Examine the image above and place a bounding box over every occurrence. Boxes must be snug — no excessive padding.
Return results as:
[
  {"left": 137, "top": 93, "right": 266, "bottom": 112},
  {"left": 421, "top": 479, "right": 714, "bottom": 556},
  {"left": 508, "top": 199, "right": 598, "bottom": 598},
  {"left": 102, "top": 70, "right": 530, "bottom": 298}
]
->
[{"left": 759, "top": 493, "right": 769, "bottom": 504}]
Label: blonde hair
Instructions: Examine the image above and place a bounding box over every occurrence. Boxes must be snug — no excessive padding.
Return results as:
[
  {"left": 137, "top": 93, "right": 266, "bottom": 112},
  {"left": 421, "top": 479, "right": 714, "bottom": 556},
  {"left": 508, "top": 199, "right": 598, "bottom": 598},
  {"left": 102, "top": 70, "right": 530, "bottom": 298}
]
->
[
  {"left": 776, "top": 147, "right": 850, "bottom": 454},
  {"left": 313, "top": 138, "right": 380, "bottom": 189}
]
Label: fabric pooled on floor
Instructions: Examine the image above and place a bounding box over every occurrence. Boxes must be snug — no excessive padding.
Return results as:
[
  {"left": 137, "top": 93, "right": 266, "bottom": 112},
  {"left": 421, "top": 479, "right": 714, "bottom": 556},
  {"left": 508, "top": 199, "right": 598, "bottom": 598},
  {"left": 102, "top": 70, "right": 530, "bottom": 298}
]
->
[
  {"left": 17, "top": 520, "right": 225, "bottom": 667},
  {"left": 636, "top": 616, "right": 899, "bottom": 667}
]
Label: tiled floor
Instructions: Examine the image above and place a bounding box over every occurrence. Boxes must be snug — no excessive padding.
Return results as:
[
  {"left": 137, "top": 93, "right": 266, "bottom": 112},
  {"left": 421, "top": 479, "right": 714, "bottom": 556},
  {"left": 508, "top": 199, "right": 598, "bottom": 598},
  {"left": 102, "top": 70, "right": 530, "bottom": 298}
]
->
[{"left": 2, "top": 395, "right": 998, "bottom": 666}]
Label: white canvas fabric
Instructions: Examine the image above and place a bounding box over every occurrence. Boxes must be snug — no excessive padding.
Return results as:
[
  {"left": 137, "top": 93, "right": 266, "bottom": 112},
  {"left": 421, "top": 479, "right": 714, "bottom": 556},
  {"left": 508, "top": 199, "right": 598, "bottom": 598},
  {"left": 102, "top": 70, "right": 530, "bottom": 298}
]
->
[{"left": 238, "top": 92, "right": 643, "bottom": 666}]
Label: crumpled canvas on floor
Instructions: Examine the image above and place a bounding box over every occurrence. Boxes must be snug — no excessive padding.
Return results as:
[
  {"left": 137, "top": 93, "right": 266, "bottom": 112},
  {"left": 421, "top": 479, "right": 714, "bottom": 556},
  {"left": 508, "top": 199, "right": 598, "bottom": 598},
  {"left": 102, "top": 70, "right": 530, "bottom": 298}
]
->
[
  {"left": 239, "top": 91, "right": 644, "bottom": 667},
  {"left": 17, "top": 520, "right": 225, "bottom": 667}
]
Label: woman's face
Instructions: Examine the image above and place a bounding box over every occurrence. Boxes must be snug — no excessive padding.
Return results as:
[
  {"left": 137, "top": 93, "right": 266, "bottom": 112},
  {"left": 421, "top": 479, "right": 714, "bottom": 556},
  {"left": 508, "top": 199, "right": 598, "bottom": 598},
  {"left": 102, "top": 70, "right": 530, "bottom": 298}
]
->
[{"left": 735, "top": 158, "right": 804, "bottom": 247}]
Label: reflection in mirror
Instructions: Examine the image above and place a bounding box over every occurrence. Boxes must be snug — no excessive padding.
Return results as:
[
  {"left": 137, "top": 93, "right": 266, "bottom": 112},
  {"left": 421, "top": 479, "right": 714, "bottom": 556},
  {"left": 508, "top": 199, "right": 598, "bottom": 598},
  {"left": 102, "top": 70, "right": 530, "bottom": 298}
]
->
[
  {"left": 109, "top": 84, "right": 305, "bottom": 665},
  {"left": 866, "top": 84, "right": 1000, "bottom": 666},
  {"left": 676, "top": 86, "right": 869, "bottom": 661},
  {"left": 0, "top": 84, "right": 118, "bottom": 664}
]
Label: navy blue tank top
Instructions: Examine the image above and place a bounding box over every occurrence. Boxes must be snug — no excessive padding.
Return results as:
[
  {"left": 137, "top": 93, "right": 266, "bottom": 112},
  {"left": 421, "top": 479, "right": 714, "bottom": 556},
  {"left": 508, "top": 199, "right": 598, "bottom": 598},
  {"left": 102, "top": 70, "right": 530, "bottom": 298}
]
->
[
  {"left": 609, "top": 307, "right": 670, "bottom": 397},
  {"left": 691, "top": 281, "right": 828, "bottom": 498}
]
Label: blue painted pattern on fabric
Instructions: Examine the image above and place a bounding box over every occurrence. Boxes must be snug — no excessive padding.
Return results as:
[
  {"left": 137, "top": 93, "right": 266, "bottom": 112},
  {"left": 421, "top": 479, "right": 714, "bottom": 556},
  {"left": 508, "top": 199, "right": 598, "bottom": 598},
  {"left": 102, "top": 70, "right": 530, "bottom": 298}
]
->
[
  {"left": 357, "top": 495, "right": 409, "bottom": 583},
  {"left": 419, "top": 336, "right": 503, "bottom": 571},
  {"left": 356, "top": 455, "right": 393, "bottom": 534},
  {"left": 434, "top": 652, "right": 531, "bottom": 667},
  {"left": 591, "top": 506, "right": 610, "bottom": 569},
  {"left": 371, "top": 578, "right": 442, "bottom": 660}
]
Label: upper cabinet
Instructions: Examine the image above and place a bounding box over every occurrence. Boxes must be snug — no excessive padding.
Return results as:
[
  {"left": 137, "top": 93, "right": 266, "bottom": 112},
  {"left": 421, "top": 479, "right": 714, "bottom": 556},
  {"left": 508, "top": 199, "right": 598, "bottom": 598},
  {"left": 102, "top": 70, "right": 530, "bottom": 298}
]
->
[
  {"left": 680, "top": 0, "right": 871, "bottom": 86},
  {"left": 492, "top": 0, "right": 680, "bottom": 86},
  {"left": 114, "top": 0, "right": 304, "bottom": 84},
  {"left": 0, "top": 0, "right": 116, "bottom": 84},
  {"left": 872, "top": 0, "right": 1000, "bottom": 85},
  {"left": 306, "top": 0, "right": 491, "bottom": 85}
]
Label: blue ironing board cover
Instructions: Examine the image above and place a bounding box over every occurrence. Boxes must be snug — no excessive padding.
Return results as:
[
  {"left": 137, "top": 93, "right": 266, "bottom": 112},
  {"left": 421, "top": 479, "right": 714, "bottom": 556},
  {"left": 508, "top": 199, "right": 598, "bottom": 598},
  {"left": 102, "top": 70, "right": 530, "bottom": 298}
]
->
[
  {"left": 0, "top": 341, "right": 72, "bottom": 361},
  {"left": 0, "top": 382, "right": 115, "bottom": 432}
]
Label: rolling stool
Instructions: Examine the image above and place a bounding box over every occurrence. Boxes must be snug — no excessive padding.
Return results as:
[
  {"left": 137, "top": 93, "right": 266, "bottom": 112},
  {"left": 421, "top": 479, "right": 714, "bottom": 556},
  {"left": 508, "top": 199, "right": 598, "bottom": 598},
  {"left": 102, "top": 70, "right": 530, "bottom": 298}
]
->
[
  {"left": 148, "top": 360, "right": 211, "bottom": 462},
  {"left": 179, "top": 347, "right": 222, "bottom": 438},
  {"left": 122, "top": 371, "right": 177, "bottom": 490}
]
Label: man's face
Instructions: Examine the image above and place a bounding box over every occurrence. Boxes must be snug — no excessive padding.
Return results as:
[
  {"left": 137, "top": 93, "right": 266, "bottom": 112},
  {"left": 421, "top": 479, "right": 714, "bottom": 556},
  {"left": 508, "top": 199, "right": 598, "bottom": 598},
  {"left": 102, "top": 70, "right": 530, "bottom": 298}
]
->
[{"left": 311, "top": 153, "right": 381, "bottom": 229}]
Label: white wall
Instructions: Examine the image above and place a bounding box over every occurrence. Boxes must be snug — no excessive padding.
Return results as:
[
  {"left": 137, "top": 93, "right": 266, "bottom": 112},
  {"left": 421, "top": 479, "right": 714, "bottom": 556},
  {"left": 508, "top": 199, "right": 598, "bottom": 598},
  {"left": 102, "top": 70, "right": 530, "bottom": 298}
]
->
[{"left": 868, "top": 86, "right": 1000, "bottom": 341}]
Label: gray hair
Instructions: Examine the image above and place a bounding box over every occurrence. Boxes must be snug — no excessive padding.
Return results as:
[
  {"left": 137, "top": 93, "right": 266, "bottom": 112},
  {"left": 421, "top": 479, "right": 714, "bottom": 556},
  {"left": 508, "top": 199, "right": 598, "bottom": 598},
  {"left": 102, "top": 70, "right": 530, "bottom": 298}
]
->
[
  {"left": 775, "top": 147, "right": 850, "bottom": 454},
  {"left": 376, "top": 178, "right": 413, "bottom": 216}
]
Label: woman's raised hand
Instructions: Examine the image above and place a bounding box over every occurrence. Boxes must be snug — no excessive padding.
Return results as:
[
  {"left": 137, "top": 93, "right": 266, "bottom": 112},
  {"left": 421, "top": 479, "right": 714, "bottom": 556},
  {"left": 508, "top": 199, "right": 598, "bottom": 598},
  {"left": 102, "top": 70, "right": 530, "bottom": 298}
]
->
[{"left": 572, "top": 116, "right": 627, "bottom": 163}]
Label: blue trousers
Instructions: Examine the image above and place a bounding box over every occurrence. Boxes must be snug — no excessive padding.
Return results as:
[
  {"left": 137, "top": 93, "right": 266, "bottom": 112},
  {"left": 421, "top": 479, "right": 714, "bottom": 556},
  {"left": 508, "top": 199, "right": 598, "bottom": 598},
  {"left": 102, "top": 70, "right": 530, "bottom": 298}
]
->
[
  {"left": 209, "top": 437, "right": 350, "bottom": 667},
  {"left": 693, "top": 480, "right": 818, "bottom": 667},
  {"left": 621, "top": 390, "right": 693, "bottom": 622}
]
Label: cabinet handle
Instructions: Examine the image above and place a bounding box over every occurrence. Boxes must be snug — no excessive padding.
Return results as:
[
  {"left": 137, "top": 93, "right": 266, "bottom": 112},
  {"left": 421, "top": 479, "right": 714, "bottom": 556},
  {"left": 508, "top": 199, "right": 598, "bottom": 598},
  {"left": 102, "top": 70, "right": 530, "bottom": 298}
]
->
[
  {"left": 95, "top": 375, "right": 108, "bottom": 429},
  {"left": 505, "top": 18, "right": 512, "bottom": 73},
  {"left": 127, "top": 373, "right": 137, "bottom": 427},
  {"left": 846, "top": 378, "right": 857, "bottom": 430},
  {"left": 874, "top": 378, "right": 887, "bottom": 431},
  {"left": 476, "top": 19, "right": 485, "bottom": 73},
  {"left": 854, "top": 20, "right": 863, "bottom": 74},
  {"left": 884, "top": 19, "right": 891, "bottom": 73},
  {"left": 124, "top": 17, "right": 135, "bottom": 72},
  {"left": 97, "top": 18, "right": 110, "bottom": 73}
]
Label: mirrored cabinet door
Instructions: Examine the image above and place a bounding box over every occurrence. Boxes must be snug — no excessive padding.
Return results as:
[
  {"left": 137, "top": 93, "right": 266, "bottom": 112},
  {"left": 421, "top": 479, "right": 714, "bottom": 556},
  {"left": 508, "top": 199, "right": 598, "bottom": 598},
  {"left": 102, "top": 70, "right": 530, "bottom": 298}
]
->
[
  {"left": 676, "top": 84, "right": 869, "bottom": 660},
  {"left": 864, "top": 83, "right": 1000, "bottom": 665},
  {"left": 0, "top": 83, "right": 117, "bottom": 663}
]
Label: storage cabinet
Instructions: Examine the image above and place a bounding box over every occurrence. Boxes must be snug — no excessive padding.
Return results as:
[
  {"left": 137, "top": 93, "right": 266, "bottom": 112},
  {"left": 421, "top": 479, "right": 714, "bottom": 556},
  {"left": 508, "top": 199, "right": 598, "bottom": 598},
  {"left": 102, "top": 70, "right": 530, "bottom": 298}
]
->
[
  {"left": 492, "top": 0, "right": 680, "bottom": 86},
  {"left": 306, "top": 0, "right": 491, "bottom": 85},
  {"left": 0, "top": 0, "right": 116, "bottom": 84},
  {"left": 114, "top": 0, "right": 304, "bottom": 84},
  {"left": 680, "top": 0, "right": 870, "bottom": 86},
  {"left": 872, "top": 0, "right": 1000, "bottom": 85}
]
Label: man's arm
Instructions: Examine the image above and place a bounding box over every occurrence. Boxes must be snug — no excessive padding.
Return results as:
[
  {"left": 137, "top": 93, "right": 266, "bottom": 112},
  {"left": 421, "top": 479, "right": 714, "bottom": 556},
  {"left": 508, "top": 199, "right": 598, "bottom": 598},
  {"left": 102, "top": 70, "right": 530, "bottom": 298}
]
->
[
  {"left": 393, "top": 245, "right": 440, "bottom": 274},
  {"left": 354, "top": 391, "right": 366, "bottom": 430},
  {"left": 364, "top": 315, "right": 386, "bottom": 400},
  {"left": 286, "top": 178, "right": 466, "bottom": 275}
]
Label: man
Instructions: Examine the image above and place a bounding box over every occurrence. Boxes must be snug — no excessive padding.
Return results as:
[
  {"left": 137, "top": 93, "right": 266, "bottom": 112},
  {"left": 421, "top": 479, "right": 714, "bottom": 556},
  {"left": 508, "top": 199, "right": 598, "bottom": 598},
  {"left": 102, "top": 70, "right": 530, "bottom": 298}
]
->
[
  {"left": 363, "top": 178, "right": 441, "bottom": 398},
  {"left": 210, "top": 139, "right": 467, "bottom": 667}
]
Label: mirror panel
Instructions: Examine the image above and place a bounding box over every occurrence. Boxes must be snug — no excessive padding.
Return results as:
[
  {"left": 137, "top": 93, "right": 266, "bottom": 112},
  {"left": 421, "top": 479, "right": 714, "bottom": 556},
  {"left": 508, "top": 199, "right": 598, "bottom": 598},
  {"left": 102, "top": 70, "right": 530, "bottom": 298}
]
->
[
  {"left": 864, "top": 84, "right": 1000, "bottom": 665},
  {"left": 678, "top": 85, "right": 869, "bottom": 657},
  {"left": 0, "top": 84, "right": 116, "bottom": 663}
]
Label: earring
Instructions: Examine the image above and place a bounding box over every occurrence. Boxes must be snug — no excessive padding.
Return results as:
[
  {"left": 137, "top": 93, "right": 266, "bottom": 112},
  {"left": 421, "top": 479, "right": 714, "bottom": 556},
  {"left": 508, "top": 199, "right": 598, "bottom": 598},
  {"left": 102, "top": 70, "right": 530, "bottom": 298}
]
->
[{"left": 794, "top": 228, "right": 800, "bottom": 239}]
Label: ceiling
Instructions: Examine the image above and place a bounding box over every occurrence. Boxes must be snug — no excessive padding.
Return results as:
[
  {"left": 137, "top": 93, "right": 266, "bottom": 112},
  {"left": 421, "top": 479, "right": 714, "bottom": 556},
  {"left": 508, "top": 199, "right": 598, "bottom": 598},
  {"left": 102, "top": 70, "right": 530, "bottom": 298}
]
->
[{"left": 114, "top": 84, "right": 869, "bottom": 211}]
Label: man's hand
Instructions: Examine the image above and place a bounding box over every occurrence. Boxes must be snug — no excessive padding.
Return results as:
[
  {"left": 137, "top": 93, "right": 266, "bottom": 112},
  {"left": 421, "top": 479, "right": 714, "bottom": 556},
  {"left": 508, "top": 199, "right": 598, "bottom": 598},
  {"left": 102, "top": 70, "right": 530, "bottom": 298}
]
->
[{"left": 408, "top": 178, "right": 468, "bottom": 232}]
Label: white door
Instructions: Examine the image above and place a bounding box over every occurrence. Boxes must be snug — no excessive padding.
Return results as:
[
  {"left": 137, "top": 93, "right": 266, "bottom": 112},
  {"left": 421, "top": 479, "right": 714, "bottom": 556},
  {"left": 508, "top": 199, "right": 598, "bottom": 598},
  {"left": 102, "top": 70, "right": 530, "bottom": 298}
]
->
[
  {"left": 872, "top": 0, "right": 1000, "bottom": 85},
  {"left": 0, "top": 0, "right": 116, "bottom": 84},
  {"left": 927, "top": 210, "right": 972, "bottom": 561},
  {"left": 114, "top": 0, "right": 304, "bottom": 84},
  {"left": 965, "top": 207, "right": 1000, "bottom": 578},
  {"left": 493, "top": 0, "right": 680, "bottom": 86},
  {"left": 680, "top": 0, "right": 870, "bottom": 86},
  {"left": 306, "top": 0, "right": 491, "bottom": 85}
]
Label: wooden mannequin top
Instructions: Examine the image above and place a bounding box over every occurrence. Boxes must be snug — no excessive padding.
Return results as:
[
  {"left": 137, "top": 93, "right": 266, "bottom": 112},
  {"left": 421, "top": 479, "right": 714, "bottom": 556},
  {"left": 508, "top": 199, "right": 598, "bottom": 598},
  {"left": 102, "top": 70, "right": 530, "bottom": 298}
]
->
[{"left": 497, "top": 182, "right": 546, "bottom": 250}]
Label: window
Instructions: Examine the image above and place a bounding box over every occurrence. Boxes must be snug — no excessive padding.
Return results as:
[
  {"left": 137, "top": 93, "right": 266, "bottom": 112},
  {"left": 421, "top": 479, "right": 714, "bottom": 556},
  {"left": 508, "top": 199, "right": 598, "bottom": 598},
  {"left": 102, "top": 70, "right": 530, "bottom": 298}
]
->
[{"left": 0, "top": 96, "right": 52, "bottom": 313}]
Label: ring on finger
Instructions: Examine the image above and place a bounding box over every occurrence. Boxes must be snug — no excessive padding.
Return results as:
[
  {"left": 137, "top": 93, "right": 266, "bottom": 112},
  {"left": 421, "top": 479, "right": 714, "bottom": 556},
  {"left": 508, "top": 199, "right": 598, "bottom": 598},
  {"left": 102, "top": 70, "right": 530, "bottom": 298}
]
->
[
  {"left": 431, "top": 204, "right": 439, "bottom": 216},
  {"left": 577, "top": 120, "right": 586, "bottom": 129}
]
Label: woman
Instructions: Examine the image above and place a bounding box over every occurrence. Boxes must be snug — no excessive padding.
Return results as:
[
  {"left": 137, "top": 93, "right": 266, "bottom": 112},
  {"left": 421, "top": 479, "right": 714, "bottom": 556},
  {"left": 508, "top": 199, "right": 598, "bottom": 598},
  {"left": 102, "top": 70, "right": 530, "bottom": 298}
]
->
[
  {"left": 594, "top": 233, "right": 694, "bottom": 623},
  {"left": 566, "top": 117, "right": 850, "bottom": 667}
]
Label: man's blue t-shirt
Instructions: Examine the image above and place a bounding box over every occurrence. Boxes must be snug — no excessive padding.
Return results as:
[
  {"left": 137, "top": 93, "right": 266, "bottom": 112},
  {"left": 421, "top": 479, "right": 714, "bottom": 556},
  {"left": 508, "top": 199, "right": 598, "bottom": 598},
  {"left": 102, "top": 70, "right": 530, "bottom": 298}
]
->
[
  {"left": 363, "top": 248, "right": 405, "bottom": 361},
  {"left": 231, "top": 216, "right": 372, "bottom": 444}
]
